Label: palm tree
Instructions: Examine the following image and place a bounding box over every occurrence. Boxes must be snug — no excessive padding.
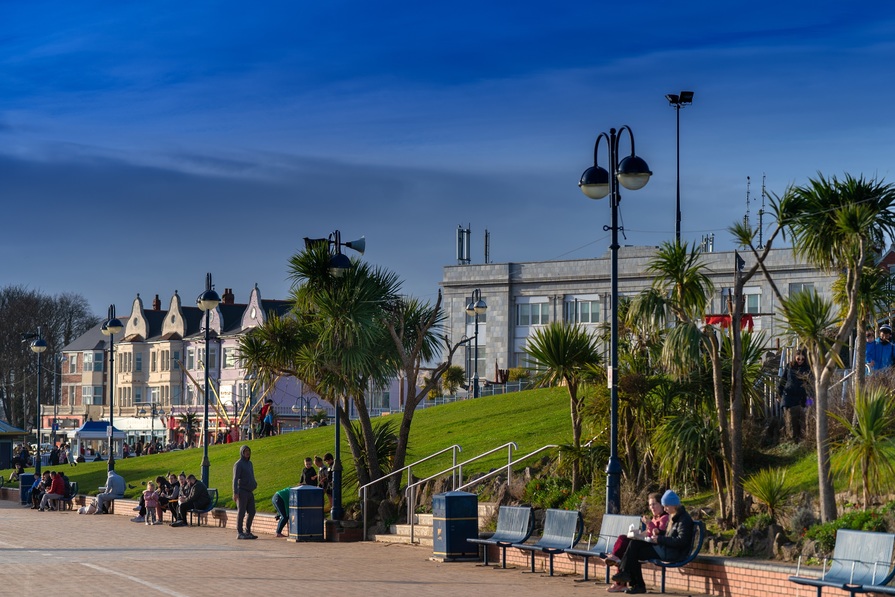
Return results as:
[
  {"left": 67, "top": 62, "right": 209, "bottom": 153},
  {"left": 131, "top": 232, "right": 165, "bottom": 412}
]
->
[
  {"left": 831, "top": 386, "right": 895, "bottom": 510},
  {"left": 524, "top": 321, "right": 601, "bottom": 491},
  {"left": 779, "top": 173, "right": 895, "bottom": 522}
]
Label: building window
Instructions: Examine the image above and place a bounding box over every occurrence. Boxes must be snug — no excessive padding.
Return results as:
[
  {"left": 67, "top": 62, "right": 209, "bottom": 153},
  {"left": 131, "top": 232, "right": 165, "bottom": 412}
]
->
[
  {"left": 82, "top": 386, "right": 103, "bottom": 405},
  {"left": 172, "top": 385, "right": 181, "bottom": 404},
  {"left": 464, "top": 346, "right": 487, "bottom": 387},
  {"left": 789, "top": 282, "right": 815, "bottom": 296},
  {"left": 83, "top": 352, "right": 103, "bottom": 372},
  {"left": 135, "top": 353, "right": 142, "bottom": 372},
  {"left": 173, "top": 351, "right": 180, "bottom": 370},
  {"left": 149, "top": 387, "right": 160, "bottom": 403},
  {"left": 223, "top": 347, "right": 238, "bottom": 369},
  {"left": 68, "top": 355, "right": 77, "bottom": 374},
  {"left": 151, "top": 352, "right": 158, "bottom": 372},
  {"left": 134, "top": 387, "right": 143, "bottom": 403},
  {"left": 745, "top": 293, "right": 760, "bottom": 314},
  {"left": 516, "top": 303, "right": 549, "bottom": 326},
  {"left": 564, "top": 300, "right": 600, "bottom": 323}
]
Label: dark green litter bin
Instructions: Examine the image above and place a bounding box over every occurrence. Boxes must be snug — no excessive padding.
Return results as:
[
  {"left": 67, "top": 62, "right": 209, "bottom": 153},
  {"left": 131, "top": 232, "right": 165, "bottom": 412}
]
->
[
  {"left": 289, "top": 485, "right": 324, "bottom": 542},
  {"left": 19, "top": 473, "right": 34, "bottom": 506},
  {"left": 432, "top": 490, "right": 478, "bottom": 561}
]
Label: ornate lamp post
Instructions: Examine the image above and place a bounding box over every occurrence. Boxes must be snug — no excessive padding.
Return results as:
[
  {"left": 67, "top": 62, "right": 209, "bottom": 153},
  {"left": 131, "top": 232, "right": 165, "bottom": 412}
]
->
[
  {"left": 197, "top": 272, "right": 221, "bottom": 487},
  {"left": 27, "top": 329, "right": 48, "bottom": 476},
  {"left": 464, "top": 290, "right": 487, "bottom": 397},
  {"left": 579, "top": 125, "right": 651, "bottom": 513},
  {"left": 321, "top": 229, "right": 365, "bottom": 521},
  {"left": 101, "top": 306, "right": 124, "bottom": 471}
]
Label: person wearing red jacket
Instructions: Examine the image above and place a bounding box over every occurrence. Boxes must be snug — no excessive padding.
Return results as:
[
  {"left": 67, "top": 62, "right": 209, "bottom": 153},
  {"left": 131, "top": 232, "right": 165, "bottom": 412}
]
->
[{"left": 39, "top": 471, "right": 67, "bottom": 511}]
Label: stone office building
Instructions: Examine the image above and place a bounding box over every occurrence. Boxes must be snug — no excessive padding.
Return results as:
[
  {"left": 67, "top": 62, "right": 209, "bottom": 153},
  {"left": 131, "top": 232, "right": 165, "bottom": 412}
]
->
[{"left": 441, "top": 246, "right": 839, "bottom": 389}]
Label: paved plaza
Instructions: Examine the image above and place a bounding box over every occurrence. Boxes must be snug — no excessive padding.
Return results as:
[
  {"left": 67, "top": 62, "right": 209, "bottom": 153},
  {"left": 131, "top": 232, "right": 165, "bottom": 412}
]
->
[{"left": 0, "top": 498, "right": 713, "bottom": 597}]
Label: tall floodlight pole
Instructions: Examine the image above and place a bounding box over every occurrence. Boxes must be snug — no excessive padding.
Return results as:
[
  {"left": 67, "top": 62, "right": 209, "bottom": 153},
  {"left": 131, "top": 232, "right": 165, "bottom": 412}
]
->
[
  {"left": 665, "top": 91, "right": 694, "bottom": 243},
  {"left": 579, "top": 126, "right": 651, "bottom": 513}
]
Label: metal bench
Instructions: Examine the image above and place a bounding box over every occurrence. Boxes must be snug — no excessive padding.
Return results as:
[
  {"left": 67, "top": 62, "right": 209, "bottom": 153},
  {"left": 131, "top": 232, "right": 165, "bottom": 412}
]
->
[
  {"left": 646, "top": 519, "right": 706, "bottom": 593},
  {"left": 468, "top": 505, "right": 534, "bottom": 568},
  {"left": 564, "top": 513, "right": 642, "bottom": 582},
  {"left": 789, "top": 529, "right": 895, "bottom": 597},
  {"left": 512, "top": 508, "right": 584, "bottom": 576},
  {"left": 188, "top": 489, "right": 218, "bottom": 527},
  {"left": 57, "top": 481, "right": 79, "bottom": 511}
]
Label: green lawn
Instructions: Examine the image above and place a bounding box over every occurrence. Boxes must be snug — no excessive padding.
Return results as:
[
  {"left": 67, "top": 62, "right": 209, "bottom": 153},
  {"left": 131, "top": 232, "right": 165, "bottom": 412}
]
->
[{"left": 3, "top": 387, "right": 572, "bottom": 512}]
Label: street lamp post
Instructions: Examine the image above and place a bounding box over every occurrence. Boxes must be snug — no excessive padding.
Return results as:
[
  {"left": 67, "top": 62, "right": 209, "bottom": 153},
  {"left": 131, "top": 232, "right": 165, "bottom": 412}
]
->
[
  {"left": 244, "top": 370, "right": 256, "bottom": 439},
  {"left": 464, "top": 290, "right": 487, "bottom": 398},
  {"left": 27, "top": 329, "right": 48, "bottom": 476},
  {"left": 579, "top": 125, "right": 651, "bottom": 514},
  {"left": 321, "top": 229, "right": 365, "bottom": 521},
  {"left": 197, "top": 272, "right": 221, "bottom": 487},
  {"left": 665, "top": 91, "right": 694, "bottom": 243},
  {"left": 101, "top": 306, "right": 124, "bottom": 471}
]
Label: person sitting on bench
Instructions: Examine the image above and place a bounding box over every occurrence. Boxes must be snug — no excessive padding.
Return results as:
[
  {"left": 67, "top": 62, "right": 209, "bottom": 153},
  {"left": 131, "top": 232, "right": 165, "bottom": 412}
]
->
[
  {"left": 170, "top": 474, "right": 210, "bottom": 527},
  {"left": 95, "top": 470, "right": 126, "bottom": 514},
  {"left": 611, "top": 490, "right": 694, "bottom": 595}
]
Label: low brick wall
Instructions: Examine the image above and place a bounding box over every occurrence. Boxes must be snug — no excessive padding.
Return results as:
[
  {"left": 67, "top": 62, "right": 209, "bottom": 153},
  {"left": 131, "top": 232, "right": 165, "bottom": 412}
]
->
[
  {"left": 487, "top": 544, "right": 801, "bottom": 597},
  {"left": 1, "top": 490, "right": 360, "bottom": 542}
]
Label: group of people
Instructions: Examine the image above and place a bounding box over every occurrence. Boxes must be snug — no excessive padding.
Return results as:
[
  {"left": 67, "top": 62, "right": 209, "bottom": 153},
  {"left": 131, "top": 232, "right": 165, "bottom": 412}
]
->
[
  {"left": 28, "top": 470, "right": 74, "bottom": 511},
  {"left": 271, "top": 453, "right": 334, "bottom": 538},
  {"left": 126, "top": 471, "right": 212, "bottom": 527},
  {"left": 603, "top": 489, "right": 695, "bottom": 594}
]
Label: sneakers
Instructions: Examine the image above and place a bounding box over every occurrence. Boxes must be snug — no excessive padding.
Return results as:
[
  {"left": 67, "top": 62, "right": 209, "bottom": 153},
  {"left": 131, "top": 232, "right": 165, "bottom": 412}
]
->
[
  {"left": 245, "top": 532, "right": 257, "bottom": 539},
  {"left": 153, "top": 520, "right": 164, "bottom": 525},
  {"left": 275, "top": 532, "right": 287, "bottom": 538},
  {"left": 624, "top": 587, "right": 646, "bottom": 595},
  {"left": 132, "top": 506, "right": 141, "bottom": 511},
  {"left": 611, "top": 571, "right": 631, "bottom": 584},
  {"left": 237, "top": 532, "right": 248, "bottom": 539},
  {"left": 131, "top": 516, "right": 145, "bottom": 523},
  {"left": 607, "top": 584, "right": 627, "bottom": 593},
  {"left": 145, "top": 520, "right": 152, "bottom": 526},
  {"left": 170, "top": 520, "right": 186, "bottom": 527}
]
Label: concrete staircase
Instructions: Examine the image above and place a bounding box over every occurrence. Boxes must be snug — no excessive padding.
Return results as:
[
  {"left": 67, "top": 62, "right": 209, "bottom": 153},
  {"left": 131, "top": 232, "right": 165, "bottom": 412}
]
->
[{"left": 373, "top": 503, "right": 498, "bottom": 547}]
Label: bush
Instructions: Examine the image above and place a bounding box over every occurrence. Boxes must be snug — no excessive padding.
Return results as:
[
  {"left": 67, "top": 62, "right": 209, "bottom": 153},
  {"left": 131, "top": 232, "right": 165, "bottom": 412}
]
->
[
  {"left": 523, "top": 477, "right": 588, "bottom": 510},
  {"left": 744, "top": 513, "right": 774, "bottom": 532},
  {"left": 804, "top": 508, "right": 888, "bottom": 553}
]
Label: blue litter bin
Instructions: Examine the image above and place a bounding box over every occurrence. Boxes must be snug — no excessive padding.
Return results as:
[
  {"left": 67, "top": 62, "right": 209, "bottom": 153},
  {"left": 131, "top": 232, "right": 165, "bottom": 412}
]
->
[
  {"left": 19, "top": 473, "right": 35, "bottom": 506},
  {"left": 432, "top": 490, "right": 478, "bottom": 561},
  {"left": 289, "top": 485, "right": 324, "bottom": 542}
]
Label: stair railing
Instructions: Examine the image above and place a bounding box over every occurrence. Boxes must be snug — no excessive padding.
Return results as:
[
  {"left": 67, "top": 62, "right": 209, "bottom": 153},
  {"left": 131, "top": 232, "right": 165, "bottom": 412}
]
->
[
  {"left": 404, "top": 442, "right": 517, "bottom": 544},
  {"left": 358, "top": 444, "right": 461, "bottom": 541}
]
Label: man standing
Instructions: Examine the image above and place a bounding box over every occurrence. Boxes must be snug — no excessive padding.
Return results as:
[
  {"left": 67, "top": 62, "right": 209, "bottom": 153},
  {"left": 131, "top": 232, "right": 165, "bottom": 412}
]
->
[
  {"left": 867, "top": 324, "right": 895, "bottom": 372},
  {"left": 171, "top": 474, "right": 210, "bottom": 527},
  {"left": 233, "top": 445, "right": 257, "bottom": 540}
]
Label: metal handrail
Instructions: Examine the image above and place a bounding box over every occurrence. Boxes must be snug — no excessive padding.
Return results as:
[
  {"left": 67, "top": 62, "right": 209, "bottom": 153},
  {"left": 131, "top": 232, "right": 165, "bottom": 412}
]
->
[
  {"left": 358, "top": 444, "right": 461, "bottom": 541},
  {"left": 404, "top": 442, "right": 517, "bottom": 544},
  {"left": 455, "top": 444, "right": 559, "bottom": 492}
]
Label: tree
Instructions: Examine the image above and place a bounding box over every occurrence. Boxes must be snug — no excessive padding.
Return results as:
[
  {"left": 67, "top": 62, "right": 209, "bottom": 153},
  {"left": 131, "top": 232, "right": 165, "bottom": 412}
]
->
[
  {"left": 523, "top": 321, "right": 601, "bottom": 491},
  {"left": 442, "top": 366, "right": 466, "bottom": 396},
  {"left": 778, "top": 173, "right": 895, "bottom": 522},
  {"left": 831, "top": 386, "right": 895, "bottom": 510}
]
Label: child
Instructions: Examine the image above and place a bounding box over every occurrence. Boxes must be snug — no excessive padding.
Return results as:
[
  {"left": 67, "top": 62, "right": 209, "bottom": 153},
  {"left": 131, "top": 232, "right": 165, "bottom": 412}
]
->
[{"left": 143, "top": 481, "right": 160, "bottom": 526}]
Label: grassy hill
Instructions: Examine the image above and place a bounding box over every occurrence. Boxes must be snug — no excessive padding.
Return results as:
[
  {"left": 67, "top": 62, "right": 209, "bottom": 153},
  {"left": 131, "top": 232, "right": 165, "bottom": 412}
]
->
[{"left": 3, "top": 387, "right": 572, "bottom": 512}]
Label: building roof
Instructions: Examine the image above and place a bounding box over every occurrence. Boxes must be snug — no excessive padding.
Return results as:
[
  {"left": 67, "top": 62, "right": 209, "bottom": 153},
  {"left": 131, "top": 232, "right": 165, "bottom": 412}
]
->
[{"left": 62, "top": 318, "right": 130, "bottom": 352}]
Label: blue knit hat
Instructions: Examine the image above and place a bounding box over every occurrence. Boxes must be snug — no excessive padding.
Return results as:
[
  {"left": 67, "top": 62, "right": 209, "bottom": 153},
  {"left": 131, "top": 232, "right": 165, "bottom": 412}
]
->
[{"left": 661, "top": 490, "right": 681, "bottom": 507}]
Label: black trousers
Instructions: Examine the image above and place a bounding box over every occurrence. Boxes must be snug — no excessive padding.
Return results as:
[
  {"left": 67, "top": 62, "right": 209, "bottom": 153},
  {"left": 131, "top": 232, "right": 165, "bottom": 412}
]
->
[{"left": 618, "top": 540, "right": 661, "bottom": 587}]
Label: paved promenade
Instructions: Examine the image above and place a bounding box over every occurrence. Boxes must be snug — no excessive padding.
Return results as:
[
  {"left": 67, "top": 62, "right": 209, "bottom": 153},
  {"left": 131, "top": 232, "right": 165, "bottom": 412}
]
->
[{"left": 0, "top": 499, "right": 714, "bottom": 597}]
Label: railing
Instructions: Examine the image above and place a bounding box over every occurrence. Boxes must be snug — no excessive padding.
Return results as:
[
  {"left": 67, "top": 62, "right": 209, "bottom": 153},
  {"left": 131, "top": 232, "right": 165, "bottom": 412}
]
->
[
  {"left": 403, "top": 442, "right": 517, "bottom": 544},
  {"left": 358, "top": 444, "right": 461, "bottom": 541},
  {"left": 455, "top": 444, "right": 558, "bottom": 492}
]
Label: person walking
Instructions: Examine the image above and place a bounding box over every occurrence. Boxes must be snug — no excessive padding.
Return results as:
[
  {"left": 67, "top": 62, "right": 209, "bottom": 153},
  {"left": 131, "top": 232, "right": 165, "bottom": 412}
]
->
[
  {"left": 778, "top": 349, "right": 812, "bottom": 442},
  {"left": 233, "top": 445, "right": 257, "bottom": 540}
]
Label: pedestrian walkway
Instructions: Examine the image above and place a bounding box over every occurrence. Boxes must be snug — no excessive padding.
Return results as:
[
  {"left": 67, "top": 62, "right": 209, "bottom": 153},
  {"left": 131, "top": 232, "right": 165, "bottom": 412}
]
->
[{"left": 0, "top": 499, "right": 714, "bottom": 596}]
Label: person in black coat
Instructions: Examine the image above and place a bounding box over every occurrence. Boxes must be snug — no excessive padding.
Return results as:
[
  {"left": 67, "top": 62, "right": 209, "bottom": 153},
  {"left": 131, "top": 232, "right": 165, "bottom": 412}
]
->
[
  {"left": 171, "top": 474, "right": 210, "bottom": 527},
  {"left": 778, "top": 349, "right": 812, "bottom": 442},
  {"left": 612, "top": 490, "right": 694, "bottom": 594}
]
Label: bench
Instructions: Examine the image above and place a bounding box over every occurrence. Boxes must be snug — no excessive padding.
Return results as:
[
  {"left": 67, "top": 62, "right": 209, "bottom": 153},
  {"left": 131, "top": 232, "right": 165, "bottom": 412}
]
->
[
  {"left": 646, "top": 519, "right": 706, "bottom": 593},
  {"left": 57, "top": 481, "right": 79, "bottom": 511},
  {"left": 789, "top": 529, "right": 895, "bottom": 597},
  {"left": 188, "top": 489, "right": 218, "bottom": 527},
  {"left": 468, "top": 505, "right": 534, "bottom": 568},
  {"left": 564, "top": 513, "right": 642, "bottom": 582},
  {"left": 512, "top": 508, "right": 584, "bottom": 576}
]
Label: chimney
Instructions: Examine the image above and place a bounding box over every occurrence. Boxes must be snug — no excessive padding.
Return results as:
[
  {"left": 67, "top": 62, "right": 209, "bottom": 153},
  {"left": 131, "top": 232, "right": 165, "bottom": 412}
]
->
[
  {"left": 152, "top": 294, "right": 161, "bottom": 310},
  {"left": 222, "top": 288, "right": 235, "bottom": 305}
]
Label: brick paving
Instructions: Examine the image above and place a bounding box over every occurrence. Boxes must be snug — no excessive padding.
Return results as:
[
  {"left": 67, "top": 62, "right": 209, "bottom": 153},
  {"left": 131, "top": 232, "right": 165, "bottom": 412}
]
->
[{"left": 0, "top": 498, "right": 717, "bottom": 597}]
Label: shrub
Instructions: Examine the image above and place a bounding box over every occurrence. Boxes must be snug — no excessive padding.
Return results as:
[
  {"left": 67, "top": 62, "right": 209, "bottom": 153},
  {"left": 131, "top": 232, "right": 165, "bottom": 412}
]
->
[
  {"left": 523, "top": 477, "right": 588, "bottom": 510},
  {"left": 743, "top": 467, "right": 797, "bottom": 522},
  {"left": 804, "top": 508, "right": 888, "bottom": 553}
]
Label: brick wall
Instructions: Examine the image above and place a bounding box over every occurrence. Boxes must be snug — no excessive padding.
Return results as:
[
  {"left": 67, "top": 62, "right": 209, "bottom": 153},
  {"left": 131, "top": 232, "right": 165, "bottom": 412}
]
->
[{"left": 488, "top": 545, "right": 799, "bottom": 597}]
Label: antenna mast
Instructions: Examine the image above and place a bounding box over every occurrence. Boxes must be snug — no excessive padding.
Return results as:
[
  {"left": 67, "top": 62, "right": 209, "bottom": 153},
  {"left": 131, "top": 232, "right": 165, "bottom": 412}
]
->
[
  {"left": 758, "top": 174, "right": 767, "bottom": 249},
  {"left": 744, "top": 176, "right": 751, "bottom": 227},
  {"left": 484, "top": 229, "right": 490, "bottom": 264}
]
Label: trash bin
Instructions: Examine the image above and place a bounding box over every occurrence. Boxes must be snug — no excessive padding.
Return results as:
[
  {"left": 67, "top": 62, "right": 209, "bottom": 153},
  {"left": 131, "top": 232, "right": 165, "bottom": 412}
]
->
[
  {"left": 19, "top": 473, "right": 35, "bottom": 506},
  {"left": 432, "top": 490, "right": 478, "bottom": 561},
  {"left": 289, "top": 485, "right": 324, "bottom": 542}
]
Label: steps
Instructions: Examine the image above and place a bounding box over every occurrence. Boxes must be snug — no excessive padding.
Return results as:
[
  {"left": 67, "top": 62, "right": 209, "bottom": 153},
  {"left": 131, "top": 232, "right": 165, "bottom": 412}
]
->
[{"left": 373, "top": 503, "right": 498, "bottom": 547}]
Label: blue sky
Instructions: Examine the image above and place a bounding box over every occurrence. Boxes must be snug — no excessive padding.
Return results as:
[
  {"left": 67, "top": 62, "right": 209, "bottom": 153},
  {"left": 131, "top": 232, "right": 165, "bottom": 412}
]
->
[{"left": 3, "top": 1, "right": 895, "bottom": 316}]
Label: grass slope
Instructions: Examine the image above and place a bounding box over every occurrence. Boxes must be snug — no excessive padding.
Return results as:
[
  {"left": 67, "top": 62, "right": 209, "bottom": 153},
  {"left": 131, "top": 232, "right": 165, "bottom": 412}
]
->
[{"left": 3, "top": 387, "right": 572, "bottom": 513}]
